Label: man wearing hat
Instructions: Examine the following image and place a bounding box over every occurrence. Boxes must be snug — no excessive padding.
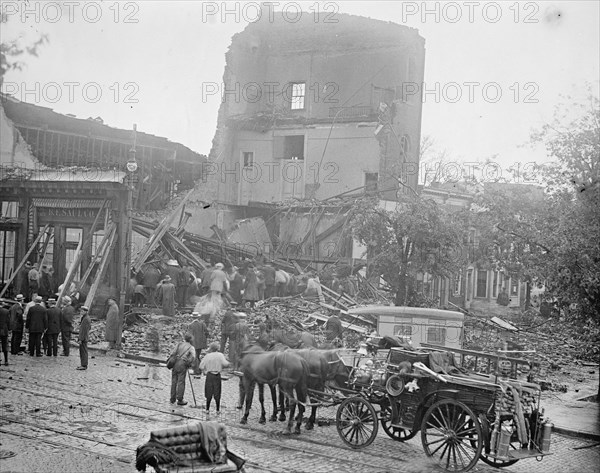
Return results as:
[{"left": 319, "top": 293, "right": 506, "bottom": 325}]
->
[
  {"left": 45, "top": 298, "right": 61, "bottom": 357},
  {"left": 77, "top": 306, "right": 91, "bottom": 370},
  {"left": 157, "top": 275, "right": 176, "bottom": 317},
  {"left": 9, "top": 295, "right": 25, "bottom": 355},
  {"left": 0, "top": 301, "right": 10, "bottom": 365},
  {"left": 59, "top": 296, "right": 75, "bottom": 356},
  {"left": 188, "top": 312, "right": 208, "bottom": 374},
  {"left": 26, "top": 295, "right": 47, "bottom": 357}
]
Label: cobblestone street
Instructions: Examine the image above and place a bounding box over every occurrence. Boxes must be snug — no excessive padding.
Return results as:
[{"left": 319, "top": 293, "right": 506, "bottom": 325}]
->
[{"left": 0, "top": 352, "right": 598, "bottom": 473}]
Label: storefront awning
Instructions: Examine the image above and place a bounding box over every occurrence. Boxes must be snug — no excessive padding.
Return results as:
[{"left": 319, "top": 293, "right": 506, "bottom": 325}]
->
[{"left": 32, "top": 198, "right": 110, "bottom": 209}]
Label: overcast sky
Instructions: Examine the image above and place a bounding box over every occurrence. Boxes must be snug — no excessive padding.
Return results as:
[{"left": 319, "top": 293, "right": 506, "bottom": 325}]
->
[{"left": 2, "top": 1, "right": 599, "bottom": 179}]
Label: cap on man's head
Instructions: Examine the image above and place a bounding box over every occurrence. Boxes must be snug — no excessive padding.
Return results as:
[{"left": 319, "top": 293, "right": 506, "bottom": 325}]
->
[
  {"left": 48, "top": 298, "right": 56, "bottom": 304},
  {"left": 34, "top": 295, "right": 43, "bottom": 303},
  {"left": 81, "top": 306, "right": 89, "bottom": 311},
  {"left": 164, "top": 275, "right": 172, "bottom": 281},
  {"left": 191, "top": 311, "right": 199, "bottom": 316},
  {"left": 25, "top": 261, "right": 32, "bottom": 266},
  {"left": 215, "top": 263, "right": 224, "bottom": 269},
  {"left": 16, "top": 294, "right": 24, "bottom": 301}
]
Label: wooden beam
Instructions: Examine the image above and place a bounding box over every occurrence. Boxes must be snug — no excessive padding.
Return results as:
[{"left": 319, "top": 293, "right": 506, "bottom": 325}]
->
[
  {"left": 84, "top": 225, "right": 117, "bottom": 308},
  {"left": 0, "top": 224, "right": 50, "bottom": 298},
  {"left": 56, "top": 201, "right": 108, "bottom": 305},
  {"left": 313, "top": 216, "right": 348, "bottom": 244},
  {"left": 132, "top": 189, "right": 194, "bottom": 274}
]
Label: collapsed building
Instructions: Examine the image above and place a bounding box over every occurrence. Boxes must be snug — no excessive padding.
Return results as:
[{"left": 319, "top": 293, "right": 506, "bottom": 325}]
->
[
  {"left": 198, "top": 13, "right": 426, "bottom": 265},
  {"left": 0, "top": 94, "right": 206, "bottom": 312}
]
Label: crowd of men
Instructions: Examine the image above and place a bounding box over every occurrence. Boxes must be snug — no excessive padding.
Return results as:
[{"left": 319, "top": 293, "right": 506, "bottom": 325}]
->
[
  {"left": 132, "top": 258, "right": 333, "bottom": 317},
  {"left": 0, "top": 288, "right": 105, "bottom": 371}
]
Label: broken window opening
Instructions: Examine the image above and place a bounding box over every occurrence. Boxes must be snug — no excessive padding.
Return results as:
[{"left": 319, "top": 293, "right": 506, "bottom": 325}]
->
[
  {"left": 365, "top": 172, "right": 378, "bottom": 192},
  {"left": 290, "top": 82, "right": 306, "bottom": 110},
  {"left": 284, "top": 136, "right": 304, "bottom": 160},
  {"left": 243, "top": 151, "right": 254, "bottom": 168}
]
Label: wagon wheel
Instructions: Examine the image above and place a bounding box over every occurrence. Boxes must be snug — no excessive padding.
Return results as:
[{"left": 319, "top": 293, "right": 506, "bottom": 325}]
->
[
  {"left": 380, "top": 402, "right": 417, "bottom": 442},
  {"left": 421, "top": 399, "right": 483, "bottom": 472},
  {"left": 336, "top": 396, "right": 379, "bottom": 449}
]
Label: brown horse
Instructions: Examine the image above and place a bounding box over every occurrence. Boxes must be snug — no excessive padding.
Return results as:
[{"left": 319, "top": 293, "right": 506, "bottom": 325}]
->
[{"left": 238, "top": 344, "right": 309, "bottom": 434}]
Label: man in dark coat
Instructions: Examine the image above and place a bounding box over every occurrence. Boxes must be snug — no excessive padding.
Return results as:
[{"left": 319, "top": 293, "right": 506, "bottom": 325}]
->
[
  {"left": 45, "top": 298, "right": 61, "bottom": 357},
  {"left": 177, "top": 265, "right": 192, "bottom": 307},
  {"left": 228, "top": 267, "right": 243, "bottom": 305},
  {"left": 188, "top": 313, "right": 208, "bottom": 374},
  {"left": 141, "top": 263, "right": 161, "bottom": 305},
  {"left": 9, "top": 294, "right": 24, "bottom": 355},
  {"left": 262, "top": 263, "right": 276, "bottom": 299},
  {"left": 18, "top": 263, "right": 31, "bottom": 301},
  {"left": 325, "top": 310, "right": 344, "bottom": 345},
  {"left": 219, "top": 309, "right": 237, "bottom": 353},
  {"left": 77, "top": 306, "right": 91, "bottom": 370},
  {"left": 157, "top": 276, "right": 176, "bottom": 317},
  {"left": 26, "top": 295, "right": 47, "bottom": 357},
  {"left": 39, "top": 265, "right": 52, "bottom": 298},
  {"left": 60, "top": 296, "right": 75, "bottom": 356},
  {"left": 0, "top": 302, "right": 10, "bottom": 365}
]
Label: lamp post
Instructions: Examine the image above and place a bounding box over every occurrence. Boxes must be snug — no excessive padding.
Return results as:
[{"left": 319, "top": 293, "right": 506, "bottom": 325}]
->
[{"left": 117, "top": 125, "right": 137, "bottom": 351}]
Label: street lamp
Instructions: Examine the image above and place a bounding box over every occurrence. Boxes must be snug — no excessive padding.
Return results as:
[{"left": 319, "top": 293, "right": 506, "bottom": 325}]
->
[{"left": 117, "top": 125, "right": 137, "bottom": 351}]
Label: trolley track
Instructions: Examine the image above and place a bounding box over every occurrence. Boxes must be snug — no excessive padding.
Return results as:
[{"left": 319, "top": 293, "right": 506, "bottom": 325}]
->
[{"left": 1, "top": 372, "right": 422, "bottom": 472}]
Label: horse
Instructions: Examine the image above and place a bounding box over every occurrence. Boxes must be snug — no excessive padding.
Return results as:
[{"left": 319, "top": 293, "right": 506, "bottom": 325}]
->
[
  {"left": 238, "top": 344, "right": 309, "bottom": 434},
  {"left": 293, "top": 348, "right": 349, "bottom": 430}
]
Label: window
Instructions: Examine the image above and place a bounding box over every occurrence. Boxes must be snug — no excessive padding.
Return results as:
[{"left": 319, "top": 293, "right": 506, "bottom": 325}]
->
[
  {"left": 284, "top": 135, "right": 304, "bottom": 160},
  {"left": 492, "top": 270, "right": 499, "bottom": 298},
  {"left": 243, "top": 151, "right": 254, "bottom": 168},
  {"left": 0, "top": 230, "right": 16, "bottom": 284},
  {"left": 394, "top": 324, "right": 412, "bottom": 337},
  {"left": 1, "top": 201, "right": 18, "bottom": 218},
  {"left": 290, "top": 82, "right": 305, "bottom": 110},
  {"left": 91, "top": 230, "right": 105, "bottom": 257},
  {"left": 65, "top": 227, "right": 82, "bottom": 281},
  {"left": 365, "top": 173, "right": 378, "bottom": 192},
  {"left": 476, "top": 269, "right": 488, "bottom": 298},
  {"left": 511, "top": 278, "right": 519, "bottom": 296},
  {"left": 453, "top": 270, "right": 463, "bottom": 296},
  {"left": 427, "top": 326, "right": 446, "bottom": 346}
]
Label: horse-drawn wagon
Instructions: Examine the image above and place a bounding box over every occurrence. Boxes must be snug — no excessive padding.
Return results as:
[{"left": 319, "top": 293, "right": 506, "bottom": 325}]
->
[{"left": 330, "top": 345, "right": 553, "bottom": 472}]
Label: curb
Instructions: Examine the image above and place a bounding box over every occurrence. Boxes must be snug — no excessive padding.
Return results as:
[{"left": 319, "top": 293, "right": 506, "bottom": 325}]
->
[{"left": 552, "top": 425, "right": 600, "bottom": 442}]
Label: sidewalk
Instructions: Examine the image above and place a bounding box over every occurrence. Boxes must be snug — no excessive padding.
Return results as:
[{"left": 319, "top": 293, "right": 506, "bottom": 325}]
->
[{"left": 543, "top": 394, "right": 600, "bottom": 441}]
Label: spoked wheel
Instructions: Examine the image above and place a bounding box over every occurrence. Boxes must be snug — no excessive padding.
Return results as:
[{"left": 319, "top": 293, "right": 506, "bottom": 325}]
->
[
  {"left": 380, "top": 402, "right": 417, "bottom": 442},
  {"left": 421, "top": 399, "right": 483, "bottom": 472},
  {"left": 336, "top": 396, "right": 379, "bottom": 449}
]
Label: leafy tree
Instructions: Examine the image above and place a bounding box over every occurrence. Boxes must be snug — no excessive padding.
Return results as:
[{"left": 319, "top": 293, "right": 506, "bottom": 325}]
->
[
  {"left": 473, "top": 94, "right": 599, "bottom": 396},
  {"left": 350, "top": 194, "right": 469, "bottom": 306},
  {"left": 0, "top": 11, "right": 48, "bottom": 87}
]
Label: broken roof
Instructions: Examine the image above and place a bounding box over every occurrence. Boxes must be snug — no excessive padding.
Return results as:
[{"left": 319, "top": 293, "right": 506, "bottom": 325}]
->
[{"left": 0, "top": 94, "right": 206, "bottom": 163}]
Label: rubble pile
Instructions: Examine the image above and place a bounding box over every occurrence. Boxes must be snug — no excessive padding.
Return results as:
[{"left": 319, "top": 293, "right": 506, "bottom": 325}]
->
[{"left": 464, "top": 310, "right": 599, "bottom": 393}]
